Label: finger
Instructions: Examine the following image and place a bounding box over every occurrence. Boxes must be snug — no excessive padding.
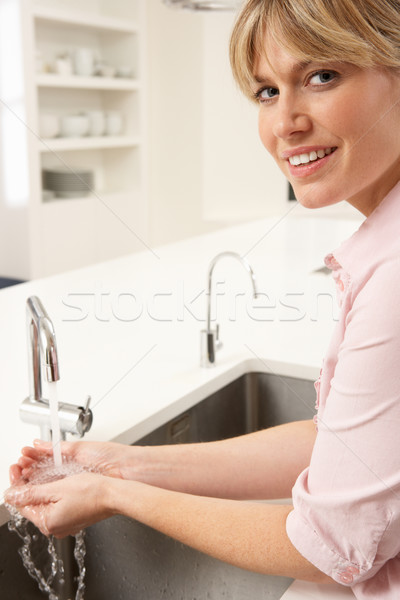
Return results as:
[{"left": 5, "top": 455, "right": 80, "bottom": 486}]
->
[
  {"left": 35, "top": 439, "right": 81, "bottom": 462},
  {"left": 22, "top": 504, "right": 71, "bottom": 539},
  {"left": 9, "top": 464, "right": 23, "bottom": 486},
  {"left": 17, "top": 456, "right": 36, "bottom": 470},
  {"left": 32, "top": 440, "right": 54, "bottom": 453},
  {"left": 4, "top": 485, "right": 32, "bottom": 507},
  {"left": 5, "top": 483, "right": 58, "bottom": 508},
  {"left": 21, "top": 446, "right": 41, "bottom": 459},
  {"left": 20, "top": 505, "right": 51, "bottom": 537}
]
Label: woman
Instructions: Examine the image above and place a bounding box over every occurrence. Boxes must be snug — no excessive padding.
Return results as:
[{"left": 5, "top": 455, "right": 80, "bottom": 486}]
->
[{"left": 6, "top": 0, "right": 400, "bottom": 596}]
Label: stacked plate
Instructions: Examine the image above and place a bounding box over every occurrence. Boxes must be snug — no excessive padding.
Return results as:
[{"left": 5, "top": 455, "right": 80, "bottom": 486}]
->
[{"left": 42, "top": 168, "right": 94, "bottom": 199}]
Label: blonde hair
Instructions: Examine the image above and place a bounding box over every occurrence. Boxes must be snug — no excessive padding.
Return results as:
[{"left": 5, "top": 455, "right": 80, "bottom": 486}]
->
[{"left": 230, "top": 0, "right": 400, "bottom": 100}]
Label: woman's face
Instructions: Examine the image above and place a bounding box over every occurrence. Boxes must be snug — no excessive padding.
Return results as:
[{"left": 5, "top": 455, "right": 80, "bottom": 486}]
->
[{"left": 255, "top": 38, "right": 400, "bottom": 216}]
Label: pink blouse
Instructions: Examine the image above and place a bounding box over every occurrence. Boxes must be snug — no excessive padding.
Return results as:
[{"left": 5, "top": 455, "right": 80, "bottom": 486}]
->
[{"left": 286, "top": 181, "right": 400, "bottom": 598}]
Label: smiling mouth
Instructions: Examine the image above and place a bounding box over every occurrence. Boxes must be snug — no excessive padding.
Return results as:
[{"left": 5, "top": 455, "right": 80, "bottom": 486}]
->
[{"left": 288, "top": 147, "right": 337, "bottom": 166}]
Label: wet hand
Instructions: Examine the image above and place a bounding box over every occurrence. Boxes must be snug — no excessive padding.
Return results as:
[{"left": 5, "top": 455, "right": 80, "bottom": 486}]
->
[
  {"left": 12, "top": 439, "right": 128, "bottom": 483},
  {"left": 5, "top": 471, "right": 113, "bottom": 538}
]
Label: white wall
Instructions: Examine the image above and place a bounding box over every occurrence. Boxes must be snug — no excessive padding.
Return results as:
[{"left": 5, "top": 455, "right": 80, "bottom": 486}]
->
[
  {"left": 202, "top": 12, "right": 287, "bottom": 222},
  {"left": 146, "top": 1, "right": 221, "bottom": 246},
  {"left": 0, "top": 0, "right": 30, "bottom": 280}
]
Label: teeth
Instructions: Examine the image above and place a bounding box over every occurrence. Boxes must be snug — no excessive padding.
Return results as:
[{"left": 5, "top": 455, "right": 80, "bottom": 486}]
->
[{"left": 289, "top": 147, "right": 335, "bottom": 166}]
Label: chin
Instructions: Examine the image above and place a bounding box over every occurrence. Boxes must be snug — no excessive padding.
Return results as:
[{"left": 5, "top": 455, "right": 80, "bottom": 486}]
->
[
  {"left": 292, "top": 187, "right": 343, "bottom": 211},
  {"left": 293, "top": 193, "right": 325, "bottom": 210}
]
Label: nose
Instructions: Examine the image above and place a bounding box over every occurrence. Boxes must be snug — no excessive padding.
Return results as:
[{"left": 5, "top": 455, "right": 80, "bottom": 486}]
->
[{"left": 271, "top": 95, "right": 311, "bottom": 139}]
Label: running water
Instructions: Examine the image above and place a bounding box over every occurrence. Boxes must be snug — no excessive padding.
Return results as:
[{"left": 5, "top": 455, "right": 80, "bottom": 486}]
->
[
  {"left": 6, "top": 458, "right": 97, "bottom": 600},
  {"left": 48, "top": 381, "right": 62, "bottom": 468},
  {"left": 6, "top": 382, "right": 91, "bottom": 600}
]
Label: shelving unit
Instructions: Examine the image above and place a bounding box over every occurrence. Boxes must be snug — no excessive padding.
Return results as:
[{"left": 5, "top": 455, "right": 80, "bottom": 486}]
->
[
  {"left": 32, "top": 5, "right": 140, "bottom": 33},
  {"left": 36, "top": 73, "right": 141, "bottom": 91},
  {"left": 38, "top": 135, "right": 141, "bottom": 152},
  {"left": 22, "top": 0, "right": 148, "bottom": 278}
]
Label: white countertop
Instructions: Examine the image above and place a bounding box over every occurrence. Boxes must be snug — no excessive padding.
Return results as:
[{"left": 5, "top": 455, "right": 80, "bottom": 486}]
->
[
  {"left": 282, "top": 580, "right": 354, "bottom": 599},
  {"left": 0, "top": 210, "right": 363, "bottom": 597}
]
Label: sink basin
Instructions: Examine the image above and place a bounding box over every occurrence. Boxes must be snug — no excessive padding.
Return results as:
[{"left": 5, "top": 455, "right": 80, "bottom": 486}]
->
[{"left": 0, "top": 372, "right": 315, "bottom": 599}]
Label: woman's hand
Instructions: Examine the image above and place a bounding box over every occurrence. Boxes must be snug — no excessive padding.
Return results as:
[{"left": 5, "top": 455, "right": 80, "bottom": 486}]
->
[
  {"left": 5, "top": 471, "right": 114, "bottom": 538},
  {"left": 9, "top": 439, "right": 131, "bottom": 485}
]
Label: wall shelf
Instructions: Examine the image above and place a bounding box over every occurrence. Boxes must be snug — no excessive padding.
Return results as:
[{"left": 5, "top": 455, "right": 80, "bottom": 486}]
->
[
  {"left": 38, "top": 135, "right": 141, "bottom": 152},
  {"left": 36, "top": 73, "right": 140, "bottom": 91},
  {"left": 33, "top": 6, "right": 139, "bottom": 34}
]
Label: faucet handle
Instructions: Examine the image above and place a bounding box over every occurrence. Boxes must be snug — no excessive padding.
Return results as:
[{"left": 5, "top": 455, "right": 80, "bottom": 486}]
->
[
  {"left": 215, "top": 323, "right": 223, "bottom": 350},
  {"left": 200, "top": 326, "right": 222, "bottom": 368},
  {"left": 77, "top": 395, "right": 93, "bottom": 437}
]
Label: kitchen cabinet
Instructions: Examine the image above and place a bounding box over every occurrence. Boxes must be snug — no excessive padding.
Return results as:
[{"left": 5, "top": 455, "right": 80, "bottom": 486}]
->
[{"left": 22, "top": 0, "right": 148, "bottom": 277}]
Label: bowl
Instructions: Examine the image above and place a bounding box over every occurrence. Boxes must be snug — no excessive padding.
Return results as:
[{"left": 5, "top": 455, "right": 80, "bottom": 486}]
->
[{"left": 60, "top": 115, "right": 89, "bottom": 138}]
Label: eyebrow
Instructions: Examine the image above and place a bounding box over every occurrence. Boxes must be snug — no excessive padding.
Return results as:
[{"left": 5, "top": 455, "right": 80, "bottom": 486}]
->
[{"left": 254, "top": 60, "right": 312, "bottom": 84}]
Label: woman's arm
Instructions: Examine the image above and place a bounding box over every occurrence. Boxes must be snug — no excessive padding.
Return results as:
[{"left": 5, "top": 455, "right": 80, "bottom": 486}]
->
[
  {"left": 7, "top": 420, "right": 324, "bottom": 582},
  {"left": 112, "top": 479, "right": 332, "bottom": 583},
  {"left": 16, "top": 419, "right": 316, "bottom": 501},
  {"left": 6, "top": 470, "right": 332, "bottom": 584},
  {"left": 129, "top": 419, "right": 317, "bottom": 499}
]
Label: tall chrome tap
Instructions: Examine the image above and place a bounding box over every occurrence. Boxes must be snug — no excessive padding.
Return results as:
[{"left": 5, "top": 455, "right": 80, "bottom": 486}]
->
[
  {"left": 200, "top": 251, "right": 258, "bottom": 367},
  {"left": 20, "top": 296, "right": 93, "bottom": 440}
]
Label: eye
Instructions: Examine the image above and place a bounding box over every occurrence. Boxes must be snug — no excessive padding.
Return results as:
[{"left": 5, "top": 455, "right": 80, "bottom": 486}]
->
[
  {"left": 309, "top": 70, "right": 338, "bottom": 86},
  {"left": 255, "top": 86, "right": 279, "bottom": 103}
]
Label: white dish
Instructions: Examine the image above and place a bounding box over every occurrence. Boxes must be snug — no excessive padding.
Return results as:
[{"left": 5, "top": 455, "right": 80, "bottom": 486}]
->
[
  {"left": 55, "top": 190, "right": 92, "bottom": 198},
  {"left": 42, "top": 168, "right": 94, "bottom": 195},
  {"left": 60, "top": 115, "right": 89, "bottom": 138}
]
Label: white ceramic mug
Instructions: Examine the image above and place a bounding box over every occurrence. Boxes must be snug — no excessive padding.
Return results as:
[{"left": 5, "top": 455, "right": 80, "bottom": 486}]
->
[
  {"left": 85, "top": 111, "right": 106, "bottom": 136},
  {"left": 73, "top": 48, "right": 94, "bottom": 77},
  {"left": 105, "top": 111, "right": 123, "bottom": 135},
  {"left": 55, "top": 56, "right": 73, "bottom": 76}
]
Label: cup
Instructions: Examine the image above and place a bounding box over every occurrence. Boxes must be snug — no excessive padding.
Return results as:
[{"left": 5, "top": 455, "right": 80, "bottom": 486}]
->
[
  {"left": 73, "top": 48, "right": 94, "bottom": 77},
  {"left": 85, "top": 110, "right": 105, "bottom": 136},
  {"left": 105, "top": 111, "right": 123, "bottom": 136},
  {"left": 116, "top": 66, "right": 133, "bottom": 78},
  {"left": 55, "top": 56, "right": 73, "bottom": 76},
  {"left": 94, "top": 61, "right": 116, "bottom": 78}
]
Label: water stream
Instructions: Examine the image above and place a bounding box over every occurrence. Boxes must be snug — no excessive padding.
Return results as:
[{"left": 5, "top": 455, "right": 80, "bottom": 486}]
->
[
  {"left": 6, "top": 384, "right": 91, "bottom": 599},
  {"left": 48, "top": 382, "right": 62, "bottom": 468},
  {"left": 6, "top": 458, "right": 94, "bottom": 600}
]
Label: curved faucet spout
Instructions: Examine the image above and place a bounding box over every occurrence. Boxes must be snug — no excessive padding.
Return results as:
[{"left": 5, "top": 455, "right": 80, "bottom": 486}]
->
[
  {"left": 206, "top": 251, "right": 258, "bottom": 332},
  {"left": 27, "top": 296, "right": 60, "bottom": 403},
  {"left": 201, "top": 251, "right": 258, "bottom": 367},
  {"left": 22, "top": 296, "right": 93, "bottom": 440}
]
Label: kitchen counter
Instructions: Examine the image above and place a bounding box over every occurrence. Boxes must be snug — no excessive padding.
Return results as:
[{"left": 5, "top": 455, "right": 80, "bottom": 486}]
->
[
  {"left": 282, "top": 580, "right": 354, "bottom": 599},
  {"left": 0, "top": 209, "right": 363, "bottom": 597}
]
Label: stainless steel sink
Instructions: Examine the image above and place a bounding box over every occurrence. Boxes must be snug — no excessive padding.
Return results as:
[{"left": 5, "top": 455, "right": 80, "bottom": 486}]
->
[{"left": 0, "top": 372, "right": 315, "bottom": 599}]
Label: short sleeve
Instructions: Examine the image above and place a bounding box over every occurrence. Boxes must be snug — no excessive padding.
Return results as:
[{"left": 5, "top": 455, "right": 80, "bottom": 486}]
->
[{"left": 286, "top": 260, "right": 400, "bottom": 589}]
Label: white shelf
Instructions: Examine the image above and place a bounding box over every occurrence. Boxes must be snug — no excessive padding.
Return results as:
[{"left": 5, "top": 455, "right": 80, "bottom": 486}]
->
[
  {"left": 23, "top": 0, "right": 147, "bottom": 278},
  {"left": 36, "top": 73, "right": 140, "bottom": 91},
  {"left": 41, "top": 190, "right": 134, "bottom": 205},
  {"left": 33, "top": 5, "right": 139, "bottom": 34},
  {"left": 38, "top": 135, "right": 141, "bottom": 152}
]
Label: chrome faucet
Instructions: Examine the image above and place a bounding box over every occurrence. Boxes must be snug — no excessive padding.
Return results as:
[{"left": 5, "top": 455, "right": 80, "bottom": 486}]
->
[
  {"left": 20, "top": 296, "right": 93, "bottom": 440},
  {"left": 200, "top": 251, "right": 258, "bottom": 367}
]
